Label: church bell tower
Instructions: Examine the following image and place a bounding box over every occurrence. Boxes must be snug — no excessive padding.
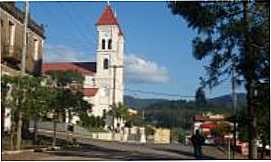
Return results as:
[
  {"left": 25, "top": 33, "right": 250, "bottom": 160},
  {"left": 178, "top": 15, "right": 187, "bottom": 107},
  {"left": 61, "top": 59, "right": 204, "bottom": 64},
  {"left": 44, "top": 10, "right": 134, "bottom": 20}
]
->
[{"left": 96, "top": 3, "right": 124, "bottom": 109}]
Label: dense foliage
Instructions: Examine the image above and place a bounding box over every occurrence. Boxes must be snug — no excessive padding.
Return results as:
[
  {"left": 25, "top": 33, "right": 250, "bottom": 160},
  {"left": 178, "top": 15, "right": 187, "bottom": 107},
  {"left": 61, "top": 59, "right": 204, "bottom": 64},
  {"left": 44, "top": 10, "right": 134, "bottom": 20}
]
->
[
  {"left": 79, "top": 113, "right": 105, "bottom": 130},
  {"left": 168, "top": 1, "right": 269, "bottom": 159},
  {"left": 143, "top": 99, "right": 231, "bottom": 130},
  {"left": 1, "top": 70, "right": 90, "bottom": 150}
]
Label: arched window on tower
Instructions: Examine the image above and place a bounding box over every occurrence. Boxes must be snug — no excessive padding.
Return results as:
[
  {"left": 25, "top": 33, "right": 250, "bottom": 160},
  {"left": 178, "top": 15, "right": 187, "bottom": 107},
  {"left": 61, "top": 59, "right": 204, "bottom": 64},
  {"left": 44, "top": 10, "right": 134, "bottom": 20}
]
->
[
  {"left": 102, "top": 39, "right": 106, "bottom": 50},
  {"left": 103, "top": 58, "right": 109, "bottom": 70},
  {"left": 108, "top": 39, "right": 112, "bottom": 49}
]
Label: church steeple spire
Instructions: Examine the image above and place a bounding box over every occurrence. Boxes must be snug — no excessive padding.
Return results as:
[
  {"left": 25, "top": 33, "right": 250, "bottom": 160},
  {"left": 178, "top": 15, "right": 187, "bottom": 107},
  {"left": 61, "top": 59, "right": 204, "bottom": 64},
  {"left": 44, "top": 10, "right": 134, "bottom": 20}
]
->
[{"left": 96, "top": 3, "right": 119, "bottom": 25}]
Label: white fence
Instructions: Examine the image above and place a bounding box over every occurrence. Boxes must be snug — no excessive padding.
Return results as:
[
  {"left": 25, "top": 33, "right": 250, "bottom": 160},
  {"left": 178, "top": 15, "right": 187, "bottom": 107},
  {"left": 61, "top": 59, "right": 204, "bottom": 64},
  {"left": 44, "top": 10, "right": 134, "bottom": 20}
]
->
[
  {"left": 29, "top": 121, "right": 95, "bottom": 138},
  {"left": 29, "top": 121, "right": 146, "bottom": 143}
]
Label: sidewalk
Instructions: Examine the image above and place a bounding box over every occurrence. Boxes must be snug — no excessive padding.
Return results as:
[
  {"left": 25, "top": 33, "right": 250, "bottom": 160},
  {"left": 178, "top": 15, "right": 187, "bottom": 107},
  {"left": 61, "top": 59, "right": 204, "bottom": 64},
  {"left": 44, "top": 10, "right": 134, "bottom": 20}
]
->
[{"left": 202, "top": 145, "right": 247, "bottom": 159}]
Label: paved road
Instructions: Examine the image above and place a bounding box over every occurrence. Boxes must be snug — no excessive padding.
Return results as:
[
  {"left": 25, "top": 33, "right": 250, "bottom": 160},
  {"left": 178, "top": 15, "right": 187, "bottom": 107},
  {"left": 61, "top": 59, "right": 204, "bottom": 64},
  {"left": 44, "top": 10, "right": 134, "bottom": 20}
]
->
[
  {"left": 2, "top": 141, "right": 230, "bottom": 160},
  {"left": 2, "top": 129, "right": 246, "bottom": 160},
  {"left": 2, "top": 143, "right": 213, "bottom": 160},
  {"left": 35, "top": 129, "right": 198, "bottom": 160}
]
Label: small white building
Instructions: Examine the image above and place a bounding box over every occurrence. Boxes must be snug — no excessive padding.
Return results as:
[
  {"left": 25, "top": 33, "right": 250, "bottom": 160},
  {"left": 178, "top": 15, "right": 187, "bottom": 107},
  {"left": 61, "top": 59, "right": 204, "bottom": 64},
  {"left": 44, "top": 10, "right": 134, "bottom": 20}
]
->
[{"left": 42, "top": 4, "right": 125, "bottom": 129}]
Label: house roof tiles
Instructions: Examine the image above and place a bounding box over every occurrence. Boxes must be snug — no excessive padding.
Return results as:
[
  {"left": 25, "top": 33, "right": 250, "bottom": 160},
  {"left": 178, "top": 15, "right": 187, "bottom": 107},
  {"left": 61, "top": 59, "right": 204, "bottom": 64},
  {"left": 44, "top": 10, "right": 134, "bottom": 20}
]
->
[{"left": 42, "top": 62, "right": 96, "bottom": 76}]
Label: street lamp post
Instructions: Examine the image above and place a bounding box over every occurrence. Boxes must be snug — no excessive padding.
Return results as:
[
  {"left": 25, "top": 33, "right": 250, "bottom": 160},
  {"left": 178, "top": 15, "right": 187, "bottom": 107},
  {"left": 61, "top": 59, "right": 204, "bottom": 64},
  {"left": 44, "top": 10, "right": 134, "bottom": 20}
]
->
[
  {"left": 21, "top": 1, "right": 29, "bottom": 74},
  {"left": 110, "top": 65, "right": 123, "bottom": 138}
]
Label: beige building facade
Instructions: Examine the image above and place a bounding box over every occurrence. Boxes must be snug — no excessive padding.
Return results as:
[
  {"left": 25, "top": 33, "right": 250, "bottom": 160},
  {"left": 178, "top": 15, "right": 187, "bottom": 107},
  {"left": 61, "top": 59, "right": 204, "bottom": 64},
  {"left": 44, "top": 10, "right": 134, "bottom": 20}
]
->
[
  {"left": 1, "top": 2, "right": 45, "bottom": 132},
  {"left": 0, "top": 2, "right": 45, "bottom": 76}
]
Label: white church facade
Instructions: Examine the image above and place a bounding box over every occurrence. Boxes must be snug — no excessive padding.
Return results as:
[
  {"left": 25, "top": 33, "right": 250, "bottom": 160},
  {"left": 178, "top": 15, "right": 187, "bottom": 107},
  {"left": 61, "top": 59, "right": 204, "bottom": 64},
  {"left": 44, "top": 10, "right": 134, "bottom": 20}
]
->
[{"left": 43, "top": 4, "right": 124, "bottom": 128}]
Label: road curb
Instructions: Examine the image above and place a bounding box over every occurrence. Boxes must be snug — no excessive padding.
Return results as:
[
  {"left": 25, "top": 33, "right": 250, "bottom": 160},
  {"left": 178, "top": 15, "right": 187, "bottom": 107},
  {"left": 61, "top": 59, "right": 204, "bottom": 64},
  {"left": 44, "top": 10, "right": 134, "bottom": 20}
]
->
[
  {"left": 2, "top": 149, "right": 34, "bottom": 155},
  {"left": 2, "top": 147, "right": 48, "bottom": 155}
]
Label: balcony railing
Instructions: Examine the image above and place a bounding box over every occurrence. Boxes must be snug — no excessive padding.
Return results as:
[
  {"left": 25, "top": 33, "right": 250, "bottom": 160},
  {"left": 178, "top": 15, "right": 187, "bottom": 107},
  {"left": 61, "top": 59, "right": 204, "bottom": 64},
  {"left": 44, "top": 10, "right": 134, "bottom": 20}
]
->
[
  {"left": 1, "top": 64, "right": 21, "bottom": 76},
  {"left": 1, "top": 45, "right": 22, "bottom": 70},
  {"left": 0, "top": 2, "right": 45, "bottom": 38}
]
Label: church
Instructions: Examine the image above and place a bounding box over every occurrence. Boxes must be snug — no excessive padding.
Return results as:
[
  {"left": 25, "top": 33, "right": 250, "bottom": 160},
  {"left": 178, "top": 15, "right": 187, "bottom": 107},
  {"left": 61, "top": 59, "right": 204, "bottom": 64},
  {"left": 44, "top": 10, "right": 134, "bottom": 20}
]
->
[{"left": 42, "top": 4, "right": 124, "bottom": 127}]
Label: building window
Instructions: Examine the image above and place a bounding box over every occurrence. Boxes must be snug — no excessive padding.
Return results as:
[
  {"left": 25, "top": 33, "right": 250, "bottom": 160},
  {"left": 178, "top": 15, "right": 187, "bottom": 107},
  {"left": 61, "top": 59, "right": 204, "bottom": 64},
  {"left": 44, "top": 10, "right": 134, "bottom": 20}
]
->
[
  {"left": 103, "top": 58, "right": 109, "bottom": 69},
  {"left": 102, "top": 39, "right": 106, "bottom": 50},
  {"left": 92, "top": 78, "right": 96, "bottom": 86},
  {"left": 9, "top": 21, "right": 15, "bottom": 47},
  {"left": 33, "top": 39, "right": 39, "bottom": 60},
  {"left": 108, "top": 39, "right": 112, "bottom": 49}
]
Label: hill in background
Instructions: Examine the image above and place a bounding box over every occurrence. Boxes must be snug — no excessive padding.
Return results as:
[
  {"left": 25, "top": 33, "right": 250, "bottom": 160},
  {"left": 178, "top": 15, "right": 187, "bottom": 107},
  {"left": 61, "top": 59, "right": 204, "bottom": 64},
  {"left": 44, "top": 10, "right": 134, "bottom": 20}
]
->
[
  {"left": 124, "top": 93, "right": 246, "bottom": 130},
  {"left": 124, "top": 93, "right": 246, "bottom": 110}
]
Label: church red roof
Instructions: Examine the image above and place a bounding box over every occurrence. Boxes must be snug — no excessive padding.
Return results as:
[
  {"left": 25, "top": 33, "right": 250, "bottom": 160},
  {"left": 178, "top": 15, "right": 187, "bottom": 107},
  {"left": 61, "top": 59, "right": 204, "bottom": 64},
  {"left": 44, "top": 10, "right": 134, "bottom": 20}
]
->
[
  {"left": 96, "top": 4, "right": 123, "bottom": 36},
  {"left": 83, "top": 88, "right": 98, "bottom": 97},
  {"left": 42, "top": 62, "right": 96, "bottom": 76},
  {"left": 96, "top": 5, "right": 119, "bottom": 25}
]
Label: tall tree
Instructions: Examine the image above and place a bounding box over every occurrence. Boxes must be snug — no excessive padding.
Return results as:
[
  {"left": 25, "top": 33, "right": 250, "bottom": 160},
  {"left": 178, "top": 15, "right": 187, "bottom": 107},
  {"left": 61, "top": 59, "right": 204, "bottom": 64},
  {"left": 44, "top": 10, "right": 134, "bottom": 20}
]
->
[
  {"left": 169, "top": 1, "right": 269, "bottom": 159},
  {"left": 1, "top": 75, "right": 16, "bottom": 150},
  {"left": 1, "top": 75, "right": 39, "bottom": 150},
  {"left": 45, "top": 70, "right": 86, "bottom": 147},
  {"left": 195, "top": 87, "right": 207, "bottom": 106},
  {"left": 23, "top": 77, "right": 52, "bottom": 145}
]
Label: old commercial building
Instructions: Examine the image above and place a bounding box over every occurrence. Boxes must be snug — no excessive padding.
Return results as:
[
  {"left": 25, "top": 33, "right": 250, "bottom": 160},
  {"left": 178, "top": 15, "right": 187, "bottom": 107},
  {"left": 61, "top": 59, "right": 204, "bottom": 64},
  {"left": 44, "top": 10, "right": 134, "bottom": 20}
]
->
[
  {"left": 1, "top": 2, "right": 45, "bottom": 132},
  {"left": 0, "top": 2, "right": 45, "bottom": 76}
]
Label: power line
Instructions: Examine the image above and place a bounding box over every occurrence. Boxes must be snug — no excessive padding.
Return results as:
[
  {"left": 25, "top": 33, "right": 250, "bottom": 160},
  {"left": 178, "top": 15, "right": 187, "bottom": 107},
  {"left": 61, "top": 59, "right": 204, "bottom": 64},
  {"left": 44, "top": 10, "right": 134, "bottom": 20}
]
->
[
  {"left": 42, "top": 4, "right": 193, "bottom": 99},
  {"left": 99, "top": 86, "right": 194, "bottom": 98},
  {"left": 57, "top": 2, "right": 97, "bottom": 47},
  {"left": 125, "top": 88, "right": 194, "bottom": 98},
  {"left": 46, "top": 3, "right": 94, "bottom": 48}
]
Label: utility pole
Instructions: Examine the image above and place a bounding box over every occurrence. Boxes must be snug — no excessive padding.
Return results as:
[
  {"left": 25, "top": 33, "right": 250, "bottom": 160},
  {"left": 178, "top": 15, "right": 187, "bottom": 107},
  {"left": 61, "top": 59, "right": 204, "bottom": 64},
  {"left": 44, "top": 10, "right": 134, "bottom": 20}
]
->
[
  {"left": 232, "top": 63, "right": 237, "bottom": 159},
  {"left": 16, "top": 1, "right": 29, "bottom": 150},
  {"left": 110, "top": 65, "right": 123, "bottom": 133},
  {"left": 142, "top": 109, "right": 145, "bottom": 120},
  {"left": 228, "top": 137, "right": 231, "bottom": 159},
  {"left": 21, "top": 1, "right": 29, "bottom": 74}
]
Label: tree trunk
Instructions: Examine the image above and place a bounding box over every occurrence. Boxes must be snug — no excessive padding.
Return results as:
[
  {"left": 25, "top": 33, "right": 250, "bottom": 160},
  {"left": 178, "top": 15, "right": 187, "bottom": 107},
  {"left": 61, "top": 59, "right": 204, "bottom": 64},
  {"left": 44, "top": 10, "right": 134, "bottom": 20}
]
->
[
  {"left": 16, "top": 111, "right": 23, "bottom": 150},
  {"left": 243, "top": 1, "right": 257, "bottom": 159},
  {"left": 1, "top": 106, "right": 5, "bottom": 136},
  {"left": 33, "top": 116, "right": 38, "bottom": 145},
  {"left": 52, "top": 112, "right": 57, "bottom": 147},
  {"left": 247, "top": 84, "right": 258, "bottom": 159},
  {"left": 261, "top": 143, "right": 266, "bottom": 159},
  {"left": 66, "top": 109, "right": 71, "bottom": 144},
  {"left": 10, "top": 121, "right": 15, "bottom": 150}
]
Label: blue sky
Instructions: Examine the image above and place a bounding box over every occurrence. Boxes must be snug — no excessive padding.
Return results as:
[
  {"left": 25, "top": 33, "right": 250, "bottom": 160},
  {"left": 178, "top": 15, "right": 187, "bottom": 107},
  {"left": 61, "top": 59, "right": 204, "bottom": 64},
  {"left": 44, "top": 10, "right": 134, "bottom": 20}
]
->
[{"left": 18, "top": 1, "right": 244, "bottom": 100}]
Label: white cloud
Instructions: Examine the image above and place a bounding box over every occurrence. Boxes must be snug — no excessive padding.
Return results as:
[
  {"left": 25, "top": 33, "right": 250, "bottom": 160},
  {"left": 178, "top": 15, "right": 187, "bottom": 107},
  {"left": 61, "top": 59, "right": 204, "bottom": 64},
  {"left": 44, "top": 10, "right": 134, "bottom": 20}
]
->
[
  {"left": 124, "top": 54, "right": 170, "bottom": 84},
  {"left": 43, "top": 46, "right": 169, "bottom": 84},
  {"left": 43, "top": 44, "right": 94, "bottom": 63}
]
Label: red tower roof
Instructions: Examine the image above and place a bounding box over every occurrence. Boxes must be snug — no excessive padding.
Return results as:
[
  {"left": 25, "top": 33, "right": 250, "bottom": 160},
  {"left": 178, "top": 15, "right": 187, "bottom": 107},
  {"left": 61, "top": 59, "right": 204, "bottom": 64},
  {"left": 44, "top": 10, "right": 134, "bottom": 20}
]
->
[
  {"left": 96, "top": 4, "right": 124, "bottom": 35},
  {"left": 96, "top": 5, "right": 119, "bottom": 25}
]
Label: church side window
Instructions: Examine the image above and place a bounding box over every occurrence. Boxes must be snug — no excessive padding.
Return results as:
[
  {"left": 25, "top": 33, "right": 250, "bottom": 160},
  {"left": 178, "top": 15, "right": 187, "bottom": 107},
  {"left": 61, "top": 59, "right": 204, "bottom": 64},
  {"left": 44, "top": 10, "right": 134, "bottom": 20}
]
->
[
  {"left": 108, "top": 39, "right": 112, "bottom": 49},
  {"left": 103, "top": 58, "right": 109, "bottom": 69},
  {"left": 102, "top": 39, "right": 106, "bottom": 50}
]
